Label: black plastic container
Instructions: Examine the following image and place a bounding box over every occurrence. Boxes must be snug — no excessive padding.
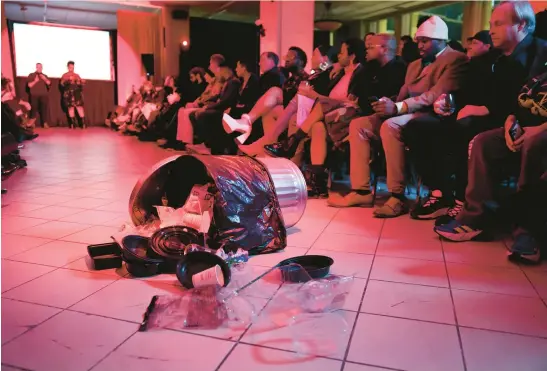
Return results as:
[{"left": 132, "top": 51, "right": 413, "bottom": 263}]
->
[
  {"left": 87, "top": 242, "right": 122, "bottom": 270},
  {"left": 278, "top": 255, "right": 334, "bottom": 282}
]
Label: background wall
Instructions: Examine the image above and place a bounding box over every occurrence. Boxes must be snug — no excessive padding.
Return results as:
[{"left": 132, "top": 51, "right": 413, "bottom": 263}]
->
[{"left": 116, "top": 9, "right": 162, "bottom": 105}]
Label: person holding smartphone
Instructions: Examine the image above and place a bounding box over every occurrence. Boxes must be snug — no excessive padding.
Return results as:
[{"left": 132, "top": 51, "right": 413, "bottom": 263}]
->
[
  {"left": 27, "top": 63, "right": 51, "bottom": 128},
  {"left": 435, "top": 70, "right": 547, "bottom": 258}
]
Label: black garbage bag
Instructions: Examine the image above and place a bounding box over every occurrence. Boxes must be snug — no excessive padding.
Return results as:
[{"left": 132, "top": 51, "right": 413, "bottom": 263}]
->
[{"left": 129, "top": 154, "right": 287, "bottom": 255}]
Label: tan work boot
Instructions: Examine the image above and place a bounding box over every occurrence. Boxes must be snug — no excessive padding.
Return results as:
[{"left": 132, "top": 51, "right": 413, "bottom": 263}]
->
[
  {"left": 373, "top": 196, "right": 408, "bottom": 218},
  {"left": 327, "top": 191, "right": 374, "bottom": 208}
]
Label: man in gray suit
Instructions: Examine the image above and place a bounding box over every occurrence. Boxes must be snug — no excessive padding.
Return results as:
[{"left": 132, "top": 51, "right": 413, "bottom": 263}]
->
[{"left": 370, "top": 15, "right": 468, "bottom": 218}]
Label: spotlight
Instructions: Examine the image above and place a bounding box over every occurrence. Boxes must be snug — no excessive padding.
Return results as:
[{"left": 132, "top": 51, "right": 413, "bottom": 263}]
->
[{"left": 182, "top": 40, "right": 188, "bottom": 47}]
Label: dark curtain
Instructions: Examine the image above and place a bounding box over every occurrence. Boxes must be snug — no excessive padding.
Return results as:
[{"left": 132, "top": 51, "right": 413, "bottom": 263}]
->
[
  {"left": 110, "top": 30, "right": 118, "bottom": 104},
  {"left": 187, "top": 18, "right": 259, "bottom": 71},
  {"left": 15, "top": 77, "right": 115, "bottom": 127}
]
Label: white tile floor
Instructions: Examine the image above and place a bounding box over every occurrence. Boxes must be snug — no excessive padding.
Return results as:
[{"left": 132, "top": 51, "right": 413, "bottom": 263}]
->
[{"left": 2, "top": 128, "right": 547, "bottom": 371}]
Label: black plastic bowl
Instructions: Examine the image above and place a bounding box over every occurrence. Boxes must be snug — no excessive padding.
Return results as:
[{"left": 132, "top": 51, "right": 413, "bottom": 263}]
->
[
  {"left": 278, "top": 255, "right": 334, "bottom": 282},
  {"left": 176, "top": 251, "right": 231, "bottom": 289}
]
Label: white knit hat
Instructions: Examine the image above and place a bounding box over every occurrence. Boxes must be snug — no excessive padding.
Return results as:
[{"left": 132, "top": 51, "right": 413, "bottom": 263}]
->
[{"left": 415, "top": 15, "right": 449, "bottom": 40}]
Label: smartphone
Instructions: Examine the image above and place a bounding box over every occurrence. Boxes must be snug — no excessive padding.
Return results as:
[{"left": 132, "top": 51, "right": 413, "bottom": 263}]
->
[
  {"left": 368, "top": 96, "right": 379, "bottom": 104},
  {"left": 509, "top": 120, "right": 524, "bottom": 141}
]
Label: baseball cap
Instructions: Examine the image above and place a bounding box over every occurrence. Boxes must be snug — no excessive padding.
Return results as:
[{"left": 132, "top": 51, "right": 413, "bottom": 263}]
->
[{"left": 470, "top": 30, "right": 493, "bottom": 46}]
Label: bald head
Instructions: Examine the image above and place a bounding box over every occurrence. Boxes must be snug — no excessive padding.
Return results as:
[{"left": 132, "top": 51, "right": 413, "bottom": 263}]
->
[{"left": 366, "top": 33, "right": 397, "bottom": 63}]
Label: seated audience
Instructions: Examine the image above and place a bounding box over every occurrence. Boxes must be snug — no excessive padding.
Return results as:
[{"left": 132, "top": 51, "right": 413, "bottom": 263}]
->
[
  {"left": 366, "top": 15, "right": 468, "bottom": 218},
  {"left": 399, "top": 35, "right": 420, "bottom": 64},
  {"left": 221, "top": 46, "right": 308, "bottom": 145},
  {"left": 188, "top": 66, "right": 242, "bottom": 153},
  {"left": 230, "top": 59, "right": 260, "bottom": 119},
  {"left": 186, "top": 67, "right": 208, "bottom": 104},
  {"left": 406, "top": 1, "right": 547, "bottom": 225},
  {"left": 1, "top": 75, "right": 38, "bottom": 142},
  {"left": 435, "top": 70, "right": 547, "bottom": 259},
  {"left": 239, "top": 45, "right": 334, "bottom": 156},
  {"left": 466, "top": 30, "right": 492, "bottom": 59},
  {"left": 160, "top": 55, "right": 224, "bottom": 149},
  {"left": 326, "top": 34, "right": 408, "bottom": 206},
  {"left": 264, "top": 38, "right": 368, "bottom": 197}
]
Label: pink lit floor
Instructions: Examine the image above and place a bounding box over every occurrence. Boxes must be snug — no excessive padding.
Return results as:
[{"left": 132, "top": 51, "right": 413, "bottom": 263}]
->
[{"left": 2, "top": 128, "right": 547, "bottom": 371}]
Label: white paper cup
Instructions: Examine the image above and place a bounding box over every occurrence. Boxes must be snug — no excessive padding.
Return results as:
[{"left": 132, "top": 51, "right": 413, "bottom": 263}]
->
[{"left": 192, "top": 264, "right": 224, "bottom": 288}]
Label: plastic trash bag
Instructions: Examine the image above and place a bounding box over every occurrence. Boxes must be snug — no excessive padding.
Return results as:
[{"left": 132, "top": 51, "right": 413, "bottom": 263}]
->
[{"left": 129, "top": 154, "right": 287, "bottom": 255}]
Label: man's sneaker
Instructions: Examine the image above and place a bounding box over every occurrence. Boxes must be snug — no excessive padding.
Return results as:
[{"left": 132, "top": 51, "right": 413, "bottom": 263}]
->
[
  {"left": 435, "top": 200, "right": 464, "bottom": 226},
  {"left": 434, "top": 219, "right": 483, "bottom": 242},
  {"left": 410, "top": 194, "right": 452, "bottom": 220}
]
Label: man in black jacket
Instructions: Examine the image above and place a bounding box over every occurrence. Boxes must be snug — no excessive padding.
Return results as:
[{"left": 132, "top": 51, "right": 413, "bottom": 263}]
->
[
  {"left": 326, "top": 34, "right": 408, "bottom": 206},
  {"left": 409, "top": 0, "right": 547, "bottom": 225}
]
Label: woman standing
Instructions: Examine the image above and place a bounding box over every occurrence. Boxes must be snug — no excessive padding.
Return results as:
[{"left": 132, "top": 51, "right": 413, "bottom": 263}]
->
[{"left": 60, "top": 61, "right": 86, "bottom": 128}]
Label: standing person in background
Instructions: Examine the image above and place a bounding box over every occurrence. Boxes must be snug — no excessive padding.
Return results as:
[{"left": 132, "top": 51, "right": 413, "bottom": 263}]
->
[
  {"left": 60, "top": 61, "right": 86, "bottom": 129},
  {"left": 27, "top": 63, "right": 51, "bottom": 128}
]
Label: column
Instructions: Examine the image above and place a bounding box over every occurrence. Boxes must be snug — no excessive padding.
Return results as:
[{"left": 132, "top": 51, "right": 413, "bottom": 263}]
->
[
  {"left": 461, "top": 1, "right": 492, "bottom": 41},
  {"left": 161, "top": 6, "right": 190, "bottom": 78},
  {"left": 260, "top": 0, "right": 314, "bottom": 72},
  {"left": 1, "top": 1, "right": 14, "bottom": 83}
]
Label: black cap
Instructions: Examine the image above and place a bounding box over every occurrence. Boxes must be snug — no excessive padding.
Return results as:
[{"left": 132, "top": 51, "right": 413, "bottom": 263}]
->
[{"left": 470, "top": 30, "right": 492, "bottom": 46}]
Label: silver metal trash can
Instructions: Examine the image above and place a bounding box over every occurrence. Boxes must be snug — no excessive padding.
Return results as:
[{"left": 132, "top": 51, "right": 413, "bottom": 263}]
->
[
  {"left": 128, "top": 154, "right": 307, "bottom": 228},
  {"left": 254, "top": 156, "right": 307, "bottom": 228}
]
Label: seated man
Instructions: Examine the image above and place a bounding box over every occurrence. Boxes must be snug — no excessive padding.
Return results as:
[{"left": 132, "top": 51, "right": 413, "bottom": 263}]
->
[
  {"left": 188, "top": 67, "right": 242, "bottom": 154},
  {"left": 222, "top": 47, "right": 308, "bottom": 145},
  {"left": 325, "top": 34, "right": 408, "bottom": 207},
  {"left": 407, "top": 1, "right": 547, "bottom": 224},
  {"left": 1, "top": 76, "right": 38, "bottom": 142},
  {"left": 264, "top": 38, "right": 368, "bottom": 197},
  {"left": 435, "top": 70, "right": 547, "bottom": 259},
  {"left": 369, "top": 16, "right": 468, "bottom": 218},
  {"left": 238, "top": 45, "right": 334, "bottom": 156}
]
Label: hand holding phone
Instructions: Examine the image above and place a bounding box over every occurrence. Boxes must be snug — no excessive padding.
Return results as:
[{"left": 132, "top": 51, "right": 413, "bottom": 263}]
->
[
  {"left": 367, "top": 96, "right": 379, "bottom": 104},
  {"left": 509, "top": 120, "right": 523, "bottom": 141}
]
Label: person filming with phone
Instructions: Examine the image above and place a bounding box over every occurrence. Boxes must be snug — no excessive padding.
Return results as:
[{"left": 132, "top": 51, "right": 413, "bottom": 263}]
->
[{"left": 27, "top": 62, "right": 51, "bottom": 128}]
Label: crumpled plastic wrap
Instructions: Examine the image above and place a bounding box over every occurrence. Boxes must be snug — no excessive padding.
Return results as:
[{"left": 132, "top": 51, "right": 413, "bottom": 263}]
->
[{"left": 141, "top": 286, "right": 257, "bottom": 331}]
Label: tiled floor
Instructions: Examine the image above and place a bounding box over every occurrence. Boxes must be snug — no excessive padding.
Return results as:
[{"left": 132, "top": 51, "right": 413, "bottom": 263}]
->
[{"left": 2, "top": 128, "right": 547, "bottom": 371}]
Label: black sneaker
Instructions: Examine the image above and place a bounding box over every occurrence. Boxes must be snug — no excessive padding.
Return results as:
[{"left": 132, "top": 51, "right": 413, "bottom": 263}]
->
[
  {"left": 410, "top": 195, "right": 452, "bottom": 220},
  {"left": 435, "top": 200, "right": 463, "bottom": 226}
]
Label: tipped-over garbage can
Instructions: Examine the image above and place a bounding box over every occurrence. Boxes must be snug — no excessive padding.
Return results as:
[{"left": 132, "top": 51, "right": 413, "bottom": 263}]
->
[{"left": 128, "top": 154, "right": 307, "bottom": 255}]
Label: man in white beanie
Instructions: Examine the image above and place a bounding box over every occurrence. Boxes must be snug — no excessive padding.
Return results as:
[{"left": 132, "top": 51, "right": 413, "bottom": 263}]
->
[{"left": 362, "top": 15, "right": 468, "bottom": 217}]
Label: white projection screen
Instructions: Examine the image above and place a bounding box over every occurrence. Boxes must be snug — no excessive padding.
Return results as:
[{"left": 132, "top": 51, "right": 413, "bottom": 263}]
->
[{"left": 13, "top": 23, "right": 112, "bottom": 81}]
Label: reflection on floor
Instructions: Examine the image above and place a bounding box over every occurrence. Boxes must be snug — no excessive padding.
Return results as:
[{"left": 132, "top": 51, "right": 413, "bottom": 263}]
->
[{"left": 2, "top": 128, "right": 547, "bottom": 371}]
